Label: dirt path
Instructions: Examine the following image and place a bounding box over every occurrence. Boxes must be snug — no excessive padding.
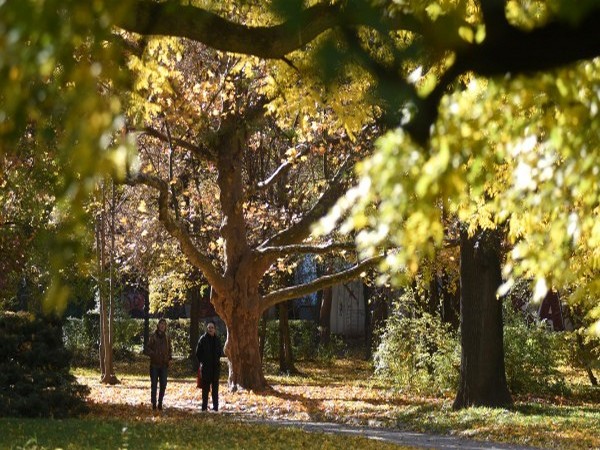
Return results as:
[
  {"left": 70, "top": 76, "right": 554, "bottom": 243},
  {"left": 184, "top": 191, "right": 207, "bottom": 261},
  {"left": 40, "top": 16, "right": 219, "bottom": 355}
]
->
[
  {"left": 240, "top": 418, "right": 545, "bottom": 450},
  {"left": 82, "top": 373, "right": 545, "bottom": 450}
]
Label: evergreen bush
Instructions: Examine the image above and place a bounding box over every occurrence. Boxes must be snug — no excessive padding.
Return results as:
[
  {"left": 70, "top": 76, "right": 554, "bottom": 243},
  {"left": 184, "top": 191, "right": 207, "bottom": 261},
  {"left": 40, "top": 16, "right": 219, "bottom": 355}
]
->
[{"left": 0, "top": 312, "right": 89, "bottom": 418}]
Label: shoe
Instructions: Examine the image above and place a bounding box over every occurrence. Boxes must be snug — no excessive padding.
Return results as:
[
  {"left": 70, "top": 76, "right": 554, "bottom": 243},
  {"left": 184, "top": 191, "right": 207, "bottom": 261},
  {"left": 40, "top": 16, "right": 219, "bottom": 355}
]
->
[
  {"left": 152, "top": 404, "right": 157, "bottom": 410},
  {"left": 157, "top": 403, "right": 163, "bottom": 410}
]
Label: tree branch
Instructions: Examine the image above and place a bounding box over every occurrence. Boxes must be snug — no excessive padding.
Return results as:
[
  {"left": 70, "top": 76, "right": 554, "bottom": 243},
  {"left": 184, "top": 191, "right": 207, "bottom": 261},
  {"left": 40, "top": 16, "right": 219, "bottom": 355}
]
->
[
  {"left": 124, "top": 171, "right": 226, "bottom": 291},
  {"left": 117, "top": 1, "right": 600, "bottom": 149},
  {"left": 140, "top": 126, "right": 215, "bottom": 161},
  {"left": 256, "top": 241, "right": 356, "bottom": 257},
  {"left": 116, "top": 1, "right": 339, "bottom": 58},
  {"left": 256, "top": 145, "right": 308, "bottom": 190},
  {"left": 460, "top": 9, "right": 600, "bottom": 76},
  {"left": 257, "top": 157, "right": 353, "bottom": 251},
  {"left": 115, "top": 0, "right": 425, "bottom": 58},
  {"left": 261, "top": 255, "right": 383, "bottom": 310}
]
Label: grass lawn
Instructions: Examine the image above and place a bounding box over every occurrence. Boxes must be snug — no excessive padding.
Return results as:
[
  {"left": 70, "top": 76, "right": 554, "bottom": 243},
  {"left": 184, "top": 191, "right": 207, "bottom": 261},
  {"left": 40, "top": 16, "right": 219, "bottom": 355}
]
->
[
  {"left": 2, "top": 356, "right": 598, "bottom": 449},
  {"left": 0, "top": 414, "right": 412, "bottom": 450}
]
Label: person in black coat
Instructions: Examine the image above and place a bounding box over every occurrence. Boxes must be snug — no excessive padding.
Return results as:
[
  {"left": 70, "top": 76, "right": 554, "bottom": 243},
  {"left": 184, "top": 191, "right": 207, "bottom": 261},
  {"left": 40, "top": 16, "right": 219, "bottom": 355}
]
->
[{"left": 195, "top": 320, "right": 223, "bottom": 411}]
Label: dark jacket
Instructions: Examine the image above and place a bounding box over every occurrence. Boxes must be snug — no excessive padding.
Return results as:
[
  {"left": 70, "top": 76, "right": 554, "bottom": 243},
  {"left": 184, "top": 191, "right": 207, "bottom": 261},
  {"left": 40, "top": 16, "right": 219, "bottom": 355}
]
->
[
  {"left": 147, "top": 330, "right": 172, "bottom": 368},
  {"left": 195, "top": 333, "right": 223, "bottom": 382}
]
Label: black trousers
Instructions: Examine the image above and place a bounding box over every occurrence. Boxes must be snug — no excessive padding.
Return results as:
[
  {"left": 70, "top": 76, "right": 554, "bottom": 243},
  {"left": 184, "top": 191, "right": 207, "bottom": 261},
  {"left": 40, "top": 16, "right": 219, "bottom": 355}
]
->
[
  {"left": 201, "top": 378, "right": 219, "bottom": 411},
  {"left": 150, "top": 366, "right": 168, "bottom": 406}
]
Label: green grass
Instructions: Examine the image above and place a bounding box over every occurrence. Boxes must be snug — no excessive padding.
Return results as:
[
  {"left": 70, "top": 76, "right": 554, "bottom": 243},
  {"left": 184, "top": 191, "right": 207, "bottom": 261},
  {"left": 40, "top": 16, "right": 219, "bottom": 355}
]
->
[
  {"left": 18, "top": 355, "right": 599, "bottom": 450},
  {"left": 0, "top": 416, "right": 412, "bottom": 450},
  {"left": 390, "top": 400, "right": 600, "bottom": 449}
]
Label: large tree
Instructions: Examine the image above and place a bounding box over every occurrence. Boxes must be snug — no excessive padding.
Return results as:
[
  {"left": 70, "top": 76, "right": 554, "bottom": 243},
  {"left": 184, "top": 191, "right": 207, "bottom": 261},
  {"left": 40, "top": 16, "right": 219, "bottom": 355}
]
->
[
  {"left": 113, "top": 0, "right": 600, "bottom": 405},
  {"left": 120, "top": 39, "right": 380, "bottom": 390}
]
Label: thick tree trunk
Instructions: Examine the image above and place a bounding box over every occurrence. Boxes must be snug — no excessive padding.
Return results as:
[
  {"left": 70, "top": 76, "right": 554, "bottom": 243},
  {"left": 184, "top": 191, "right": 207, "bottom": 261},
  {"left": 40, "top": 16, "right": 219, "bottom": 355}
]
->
[
  {"left": 223, "top": 305, "right": 267, "bottom": 391},
  {"left": 453, "top": 228, "right": 512, "bottom": 409}
]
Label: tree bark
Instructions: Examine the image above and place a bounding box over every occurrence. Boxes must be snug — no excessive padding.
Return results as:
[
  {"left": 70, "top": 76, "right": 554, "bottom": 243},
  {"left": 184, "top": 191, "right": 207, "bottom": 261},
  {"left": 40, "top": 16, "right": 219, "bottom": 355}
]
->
[
  {"left": 319, "top": 286, "right": 333, "bottom": 345},
  {"left": 188, "top": 284, "right": 201, "bottom": 371},
  {"left": 575, "top": 333, "right": 599, "bottom": 387},
  {"left": 363, "top": 282, "right": 372, "bottom": 360},
  {"left": 218, "top": 297, "right": 267, "bottom": 391},
  {"left": 259, "top": 310, "right": 268, "bottom": 361},
  {"left": 278, "top": 301, "right": 296, "bottom": 373},
  {"left": 143, "top": 286, "right": 150, "bottom": 350},
  {"left": 453, "top": 227, "right": 511, "bottom": 409},
  {"left": 97, "top": 181, "right": 119, "bottom": 385}
]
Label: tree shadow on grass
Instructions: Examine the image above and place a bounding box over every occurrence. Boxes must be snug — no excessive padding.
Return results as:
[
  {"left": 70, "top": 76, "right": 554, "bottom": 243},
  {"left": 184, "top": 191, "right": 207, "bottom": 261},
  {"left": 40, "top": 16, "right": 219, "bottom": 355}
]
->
[{"left": 513, "top": 402, "right": 600, "bottom": 418}]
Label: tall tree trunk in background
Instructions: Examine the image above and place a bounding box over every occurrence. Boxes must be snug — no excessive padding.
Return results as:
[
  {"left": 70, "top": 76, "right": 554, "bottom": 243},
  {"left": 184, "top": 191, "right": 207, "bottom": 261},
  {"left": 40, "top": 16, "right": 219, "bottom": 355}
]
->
[
  {"left": 278, "top": 301, "right": 296, "bottom": 373},
  {"left": 259, "top": 310, "right": 268, "bottom": 361},
  {"left": 363, "top": 283, "right": 372, "bottom": 360},
  {"left": 453, "top": 228, "right": 511, "bottom": 409},
  {"left": 319, "top": 286, "right": 333, "bottom": 346},
  {"left": 188, "top": 284, "right": 201, "bottom": 370},
  {"left": 96, "top": 211, "right": 106, "bottom": 378},
  {"left": 143, "top": 285, "right": 150, "bottom": 350},
  {"left": 97, "top": 180, "right": 119, "bottom": 385}
]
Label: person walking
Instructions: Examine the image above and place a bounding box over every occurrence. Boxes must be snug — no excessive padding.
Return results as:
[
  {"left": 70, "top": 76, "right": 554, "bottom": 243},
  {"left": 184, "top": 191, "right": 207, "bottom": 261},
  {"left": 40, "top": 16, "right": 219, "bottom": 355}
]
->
[
  {"left": 146, "top": 318, "right": 172, "bottom": 410},
  {"left": 195, "top": 320, "right": 223, "bottom": 411}
]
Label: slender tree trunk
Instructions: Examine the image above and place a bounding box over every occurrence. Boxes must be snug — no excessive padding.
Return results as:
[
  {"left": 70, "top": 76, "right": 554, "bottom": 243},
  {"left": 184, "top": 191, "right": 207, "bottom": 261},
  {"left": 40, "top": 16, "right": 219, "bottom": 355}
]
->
[
  {"left": 453, "top": 227, "right": 512, "bottom": 409},
  {"left": 100, "top": 181, "right": 119, "bottom": 385},
  {"left": 363, "top": 283, "right": 372, "bottom": 360},
  {"left": 570, "top": 310, "right": 600, "bottom": 386},
  {"left": 259, "top": 310, "right": 268, "bottom": 361},
  {"left": 143, "top": 286, "right": 150, "bottom": 350},
  {"left": 188, "top": 284, "right": 201, "bottom": 371},
  {"left": 278, "top": 301, "right": 296, "bottom": 373},
  {"left": 95, "top": 181, "right": 119, "bottom": 385},
  {"left": 96, "top": 212, "right": 106, "bottom": 378},
  {"left": 319, "top": 286, "right": 332, "bottom": 345}
]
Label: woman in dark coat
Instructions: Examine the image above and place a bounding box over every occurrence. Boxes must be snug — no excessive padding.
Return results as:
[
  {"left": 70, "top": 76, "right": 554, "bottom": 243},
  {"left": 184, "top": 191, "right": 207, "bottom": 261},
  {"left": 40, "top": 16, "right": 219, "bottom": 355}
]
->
[{"left": 195, "top": 320, "right": 223, "bottom": 411}]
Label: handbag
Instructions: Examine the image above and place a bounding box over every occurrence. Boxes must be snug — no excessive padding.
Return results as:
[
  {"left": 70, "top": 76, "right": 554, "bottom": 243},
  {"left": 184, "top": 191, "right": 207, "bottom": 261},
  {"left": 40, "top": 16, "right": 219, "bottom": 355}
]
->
[{"left": 196, "top": 365, "right": 202, "bottom": 388}]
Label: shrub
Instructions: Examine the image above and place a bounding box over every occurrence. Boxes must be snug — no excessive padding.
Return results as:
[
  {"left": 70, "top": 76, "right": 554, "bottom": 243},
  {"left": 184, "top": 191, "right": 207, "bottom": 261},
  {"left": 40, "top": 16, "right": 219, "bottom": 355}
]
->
[
  {"left": 262, "top": 319, "right": 319, "bottom": 360},
  {"left": 0, "top": 312, "right": 89, "bottom": 417},
  {"left": 374, "top": 310, "right": 460, "bottom": 395},
  {"left": 315, "top": 334, "right": 348, "bottom": 363},
  {"left": 64, "top": 316, "right": 195, "bottom": 365},
  {"left": 503, "top": 304, "right": 568, "bottom": 394}
]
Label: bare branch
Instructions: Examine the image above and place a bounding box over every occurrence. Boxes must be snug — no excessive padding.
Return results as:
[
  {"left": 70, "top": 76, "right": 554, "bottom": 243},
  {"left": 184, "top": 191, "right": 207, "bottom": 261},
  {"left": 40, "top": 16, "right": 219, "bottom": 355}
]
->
[
  {"left": 256, "top": 145, "right": 308, "bottom": 190},
  {"left": 261, "top": 255, "right": 383, "bottom": 310},
  {"left": 140, "top": 126, "right": 215, "bottom": 161},
  {"left": 257, "top": 157, "right": 353, "bottom": 251},
  {"left": 124, "top": 171, "right": 226, "bottom": 291},
  {"left": 256, "top": 241, "right": 356, "bottom": 257}
]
